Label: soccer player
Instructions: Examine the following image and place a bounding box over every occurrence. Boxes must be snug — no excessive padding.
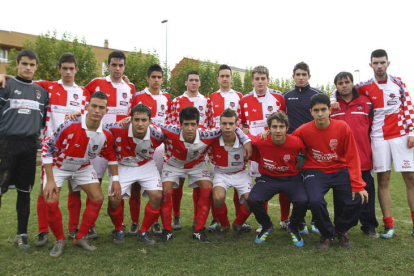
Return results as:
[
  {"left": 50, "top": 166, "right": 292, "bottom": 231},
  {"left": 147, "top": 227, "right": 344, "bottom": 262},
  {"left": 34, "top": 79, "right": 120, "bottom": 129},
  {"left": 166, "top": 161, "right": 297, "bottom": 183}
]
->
[
  {"left": 105, "top": 104, "right": 164, "bottom": 245},
  {"left": 331, "top": 49, "right": 414, "bottom": 238},
  {"left": 0, "top": 50, "right": 48, "bottom": 249},
  {"left": 246, "top": 112, "right": 309, "bottom": 247},
  {"left": 293, "top": 93, "right": 368, "bottom": 249},
  {"left": 283, "top": 62, "right": 323, "bottom": 234},
  {"left": 42, "top": 91, "right": 119, "bottom": 257},
  {"left": 165, "top": 71, "right": 212, "bottom": 231},
  {"left": 84, "top": 50, "right": 135, "bottom": 238},
  {"left": 209, "top": 108, "right": 254, "bottom": 240},
  {"left": 129, "top": 64, "right": 170, "bottom": 236},
  {"left": 239, "top": 65, "right": 290, "bottom": 232},
  {"left": 208, "top": 64, "right": 252, "bottom": 232},
  {"left": 330, "top": 71, "right": 378, "bottom": 237},
  {"left": 158, "top": 106, "right": 251, "bottom": 243}
]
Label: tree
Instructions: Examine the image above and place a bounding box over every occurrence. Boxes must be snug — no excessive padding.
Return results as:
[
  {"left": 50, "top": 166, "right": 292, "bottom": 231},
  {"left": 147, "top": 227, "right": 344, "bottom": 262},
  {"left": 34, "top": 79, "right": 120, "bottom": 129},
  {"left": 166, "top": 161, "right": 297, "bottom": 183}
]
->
[
  {"left": 6, "top": 31, "right": 98, "bottom": 85},
  {"left": 242, "top": 68, "right": 253, "bottom": 94},
  {"left": 232, "top": 71, "right": 243, "bottom": 93},
  {"left": 315, "top": 82, "right": 336, "bottom": 95}
]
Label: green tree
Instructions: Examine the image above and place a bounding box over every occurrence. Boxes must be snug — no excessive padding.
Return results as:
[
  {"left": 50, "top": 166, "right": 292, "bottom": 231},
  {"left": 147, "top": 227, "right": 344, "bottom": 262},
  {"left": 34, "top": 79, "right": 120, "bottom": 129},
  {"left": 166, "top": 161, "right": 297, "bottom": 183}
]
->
[
  {"left": 6, "top": 31, "right": 98, "bottom": 85},
  {"left": 315, "top": 82, "right": 336, "bottom": 96},
  {"left": 242, "top": 67, "right": 253, "bottom": 94},
  {"left": 232, "top": 71, "right": 243, "bottom": 93}
]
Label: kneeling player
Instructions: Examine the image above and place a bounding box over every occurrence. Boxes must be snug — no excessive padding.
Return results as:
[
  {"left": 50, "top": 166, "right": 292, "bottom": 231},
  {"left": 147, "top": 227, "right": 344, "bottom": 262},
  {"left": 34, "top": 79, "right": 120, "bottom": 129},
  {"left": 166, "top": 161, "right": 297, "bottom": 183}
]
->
[
  {"left": 209, "top": 109, "right": 254, "bottom": 240},
  {"left": 247, "top": 112, "right": 309, "bottom": 247},
  {"left": 106, "top": 104, "right": 164, "bottom": 245},
  {"left": 42, "top": 92, "right": 120, "bottom": 257},
  {"left": 157, "top": 106, "right": 252, "bottom": 243}
]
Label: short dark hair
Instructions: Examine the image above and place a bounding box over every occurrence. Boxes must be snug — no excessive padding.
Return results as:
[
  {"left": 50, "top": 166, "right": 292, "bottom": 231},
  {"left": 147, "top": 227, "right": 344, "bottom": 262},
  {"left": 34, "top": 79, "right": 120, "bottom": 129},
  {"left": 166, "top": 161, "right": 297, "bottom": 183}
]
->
[
  {"left": 59, "top": 53, "right": 77, "bottom": 68},
  {"left": 89, "top": 91, "right": 108, "bottom": 104},
  {"left": 179, "top": 106, "right": 199, "bottom": 125},
  {"left": 266, "top": 112, "right": 289, "bottom": 129},
  {"left": 334, "top": 72, "right": 354, "bottom": 86},
  {"left": 220, "top": 108, "right": 237, "bottom": 123},
  {"left": 17, "top": 49, "right": 39, "bottom": 64},
  {"left": 252, "top": 65, "right": 269, "bottom": 79},
  {"left": 131, "top": 103, "right": 151, "bottom": 119},
  {"left": 147, "top": 64, "right": 163, "bottom": 77},
  {"left": 218, "top": 64, "right": 232, "bottom": 77},
  {"left": 310, "top": 93, "right": 330, "bottom": 109},
  {"left": 108, "top": 50, "right": 126, "bottom": 65},
  {"left": 371, "top": 49, "right": 388, "bottom": 61},
  {"left": 186, "top": 71, "right": 200, "bottom": 81},
  {"left": 293, "top": 62, "right": 310, "bottom": 75}
]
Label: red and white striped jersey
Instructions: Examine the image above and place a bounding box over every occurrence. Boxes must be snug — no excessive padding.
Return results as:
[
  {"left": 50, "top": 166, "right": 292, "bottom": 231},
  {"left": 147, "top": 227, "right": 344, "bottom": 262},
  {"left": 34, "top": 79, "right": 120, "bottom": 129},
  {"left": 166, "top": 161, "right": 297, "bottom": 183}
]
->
[
  {"left": 239, "top": 88, "right": 286, "bottom": 135},
  {"left": 209, "top": 89, "right": 243, "bottom": 129},
  {"left": 36, "top": 80, "right": 87, "bottom": 139},
  {"left": 208, "top": 135, "right": 247, "bottom": 174},
  {"left": 165, "top": 92, "right": 212, "bottom": 129},
  {"left": 105, "top": 123, "right": 165, "bottom": 167},
  {"left": 159, "top": 124, "right": 249, "bottom": 169},
  {"left": 131, "top": 88, "right": 171, "bottom": 124},
  {"left": 355, "top": 75, "right": 414, "bottom": 141},
  {"left": 42, "top": 115, "right": 117, "bottom": 171},
  {"left": 84, "top": 76, "right": 135, "bottom": 124}
]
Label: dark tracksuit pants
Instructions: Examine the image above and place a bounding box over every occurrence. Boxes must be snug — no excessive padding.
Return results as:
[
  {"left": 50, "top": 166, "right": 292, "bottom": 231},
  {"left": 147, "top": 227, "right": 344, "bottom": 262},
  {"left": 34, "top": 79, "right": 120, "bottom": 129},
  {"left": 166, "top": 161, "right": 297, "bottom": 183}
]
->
[
  {"left": 247, "top": 174, "right": 308, "bottom": 230},
  {"left": 304, "top": 168, "right": 364, "bottom": 238}
]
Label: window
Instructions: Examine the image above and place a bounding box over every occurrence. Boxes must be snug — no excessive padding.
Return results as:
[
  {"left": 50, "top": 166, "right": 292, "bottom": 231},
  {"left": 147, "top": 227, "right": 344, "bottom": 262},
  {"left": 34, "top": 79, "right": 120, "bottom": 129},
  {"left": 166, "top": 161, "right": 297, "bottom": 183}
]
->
[{"left": 0, "top": 49, "right": 8, "bottom": 63}]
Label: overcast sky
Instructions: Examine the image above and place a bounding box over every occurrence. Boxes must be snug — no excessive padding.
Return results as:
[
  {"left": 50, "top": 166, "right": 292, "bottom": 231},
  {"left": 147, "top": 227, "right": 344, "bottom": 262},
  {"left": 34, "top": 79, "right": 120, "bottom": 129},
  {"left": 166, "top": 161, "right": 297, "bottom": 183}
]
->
[{"left": 2, "top": 0, "right": 413, "bottom": 88}]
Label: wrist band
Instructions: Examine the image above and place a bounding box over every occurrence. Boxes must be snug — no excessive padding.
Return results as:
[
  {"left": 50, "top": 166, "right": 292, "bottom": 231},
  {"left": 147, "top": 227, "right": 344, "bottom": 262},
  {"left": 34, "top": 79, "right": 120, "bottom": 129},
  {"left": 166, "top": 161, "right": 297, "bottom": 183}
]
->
[{"left": 112, "top": 175, "right": 119, "bottom": 181}]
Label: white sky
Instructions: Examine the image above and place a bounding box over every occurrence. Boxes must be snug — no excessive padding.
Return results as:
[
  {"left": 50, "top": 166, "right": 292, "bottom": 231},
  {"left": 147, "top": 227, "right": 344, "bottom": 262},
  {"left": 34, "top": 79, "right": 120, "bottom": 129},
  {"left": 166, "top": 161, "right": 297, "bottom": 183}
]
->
[{"left": 2, "top": 0, "right": 414, "bottom": 88}]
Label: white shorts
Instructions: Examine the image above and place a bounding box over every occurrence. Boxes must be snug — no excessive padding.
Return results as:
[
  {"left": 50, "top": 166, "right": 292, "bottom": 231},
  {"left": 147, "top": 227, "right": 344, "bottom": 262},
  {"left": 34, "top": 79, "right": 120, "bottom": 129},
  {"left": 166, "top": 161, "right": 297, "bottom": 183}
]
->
[
  {"left": 213, "top": 170, "right": 253, "bottom": 203},
  {"left": 372, "top": 136, "right": 414, "bottom": 172},
  {"left": 108, "top": 160, "right": 162, "bottom": 199},
  {"left": 43, "top": 165, "right": 99, "bottom": 192},
  {"left": 153, "top": 144, "right": 165, "bottom": 175},
  {"left": 91, "top": 156, "right": 108, "bottom": 178},
  {"left": 162, "top": 162, "right": 211, "bottom": 188},
  {"left": 249, "top": 161, "right": 261, "bottom": 177}
]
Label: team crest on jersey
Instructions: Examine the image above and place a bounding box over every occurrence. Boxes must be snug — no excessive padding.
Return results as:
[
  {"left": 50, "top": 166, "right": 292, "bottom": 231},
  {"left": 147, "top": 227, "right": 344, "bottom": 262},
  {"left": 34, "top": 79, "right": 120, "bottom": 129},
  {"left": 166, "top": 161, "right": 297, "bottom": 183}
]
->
[
  {"left": 234, "top": 154, "right": 240, "bottom": 160},
  {"left": 267, "top": 106, "right": 273, "bottom": 112},
  {"left": 161, "top": 104, "right": 165, "bottom": 111},
  {"left": 73, "top": 94, "right": 79, "bottom": 100},
  {"left": 283, "top": 154, "right": 290, "bottom": 163},
  {"left": 141, "top": 149, "right": 148, "bottom": 154},
  {"left": 193, "top": 151, "right": 199, "bottom": 156},
  {"left": 92, "top": 145, "right": 99, "bottom": 151},
  {"left": 230, "top": 102, "right": 235, "bottom": 108},
  {"left": 357, "top": 104, "right": 362, "bottom": 110},
  {"left": 329, "top": 139, "right": 338, "bottom": 151},
  {"left": 199, "top": 106, "right": 203, "bottom": 112},
  {"left": 36, "top": 91, "right": 41, "bottom": 99},
  {"left": 122, "top": 93, "right": 127, "bottom": 99}
]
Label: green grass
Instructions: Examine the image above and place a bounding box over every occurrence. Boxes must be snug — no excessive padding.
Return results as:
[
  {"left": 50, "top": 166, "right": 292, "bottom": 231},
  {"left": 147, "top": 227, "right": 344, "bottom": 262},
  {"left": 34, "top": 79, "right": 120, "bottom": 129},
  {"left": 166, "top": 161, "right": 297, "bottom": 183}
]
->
[{"left": 1, "top": 168, "right": 413, "bottom": 275}]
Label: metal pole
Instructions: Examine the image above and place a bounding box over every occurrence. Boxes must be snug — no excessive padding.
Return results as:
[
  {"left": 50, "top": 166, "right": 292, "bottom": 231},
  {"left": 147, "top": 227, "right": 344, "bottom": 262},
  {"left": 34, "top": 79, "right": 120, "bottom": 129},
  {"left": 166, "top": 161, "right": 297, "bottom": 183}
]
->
[{"left": 161, "top": 20, "right": 168, "bottom": 69}]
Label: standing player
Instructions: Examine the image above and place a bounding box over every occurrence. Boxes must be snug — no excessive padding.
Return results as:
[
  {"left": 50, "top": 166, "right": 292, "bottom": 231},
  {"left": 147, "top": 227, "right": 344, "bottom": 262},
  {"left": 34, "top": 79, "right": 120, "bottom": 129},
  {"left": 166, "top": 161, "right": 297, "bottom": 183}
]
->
[
  {"left": 42, "top": 91, "right": 119, "bottom": 257},
  {"left": 239, "top": 65, "right": 290, "bottom": 232},
  {"left": 330, "top": 71, "right": 378, "bottom": 237},
  {"left": 283, "top": 62, "right": 322, "bottom": 234},
  {"left": 294, "top": 94, "right": 368, "bottom": 249},
  {"left": 129, "top": 64, "right": 170, "bottom": 236},
  {"left": 158, "top": 106, "right": 251, "bottom": 243},
  {"left": 165, "top": 71, "right": 212, "bottom": 231},
  {"left": 105, "top": 104, "right": 164, "bottom": 245},
  {"left": 209, "top": 109, "right": 254, "bottom": 240},
  {"left": 0, "top": 50, "right": 48, "bottom": 249},
  {"left": 84, "top": 50, "right": 135, "bottom": 238},
  {"left": 247, "top": 112, "right": 309, "bottom": 247},
  {"left": 331, "top": 49, "right": 414, "bottom": 238},
  {"left": 208, "top": 64, "right": 251, "bottom": 232}
]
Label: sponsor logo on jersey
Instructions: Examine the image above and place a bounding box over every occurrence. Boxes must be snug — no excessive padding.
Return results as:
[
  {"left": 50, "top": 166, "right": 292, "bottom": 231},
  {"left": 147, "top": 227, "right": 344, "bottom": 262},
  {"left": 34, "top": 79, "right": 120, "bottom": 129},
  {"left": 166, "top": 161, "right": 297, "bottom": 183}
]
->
[
  {"left": 92, "top": 145, "right": 99, "bottom": 151},
  {"left": 283, "top": 154, "right": 290, "bottom": 163},
  {"left": 231, "top": 162, "right": 242, "bottom": 166},
  {"left": 36, "top": 91, "right": 41, "bottom": 99},
  {"left": 234, "top": 154, "right": 240, "bottom": 160},
  {"left": 329, "top": 139, "right": 338, "bottom": 150},
  {"left": 230, "top": 102, "right": 235, "bottom": 108},
  {"left": 14, "top": 89, "right": 22, "bottom": 95},
  {"left": 267, "top": 106, "right": 273, "bottom": 112},
  {"left": 70, "top": 101, "right": 80, "bottom": 106},
  {"left": 193, "top": 150, "right": 199, "bottom": 156},
  {"left": 120, "top": 101, "right": 129, "bottom": 106},
  {"left": 288, "top": 97, "right": 298, "bottom": 100},
  {"left": 18, "top": 109, "right": 30, "bottom": 114},
  {"left": 73, "top": 94, "right": 79, "bottom": 100}
]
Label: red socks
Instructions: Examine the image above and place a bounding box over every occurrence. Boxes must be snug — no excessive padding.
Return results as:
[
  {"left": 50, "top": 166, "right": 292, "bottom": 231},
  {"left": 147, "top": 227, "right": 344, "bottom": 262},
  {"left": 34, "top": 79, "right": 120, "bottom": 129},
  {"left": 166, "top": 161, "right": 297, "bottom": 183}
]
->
[
  {"left": 193, "top": 187, "right": 200, "bottom": 221},
  {"left": 195, "top": 188, "right": 212, "bottom": 231},
  {"left": 215, "top": 203, "right": 230, "bottom": 228},
  {"left": 108, "top": 203, "right": 124, "bottom": 231},
  {"left": 172, "top": 185, "right": 183, "bottom": 217},
  {"left": 233, "top": 190, "right": 241, "bottom": 217},
  {"left": 68, "top": 192, "right": 81, "bottom": 231},
  {"left": 37, "top": 195, "right": 49, "bottom": 233},
  {"left": 279, "top": 193, "right": 290, "bottom": 221},
  {"left": 411, "top": 211, "right": 414, "bottom": 228},
  {"left": 160, "top": 192, "right": 173, "bottom": 231},
  {"left": 234, "top": 204, "right": 252, "bottom": 226},
  {"left": 140, "top": 203, "right": 160, "bottom": 233},
  {"left": 129, "top": 194, "right": 140, "bottom": 225},
  {"left": 76, "top": 200, "right": 103, "bottom": 239},
  {"left": 383, "top": 216, "right": 394, "bottom": 228},
  {"left": 46, "top": 201, "right": 65, "bottom": 240}
]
